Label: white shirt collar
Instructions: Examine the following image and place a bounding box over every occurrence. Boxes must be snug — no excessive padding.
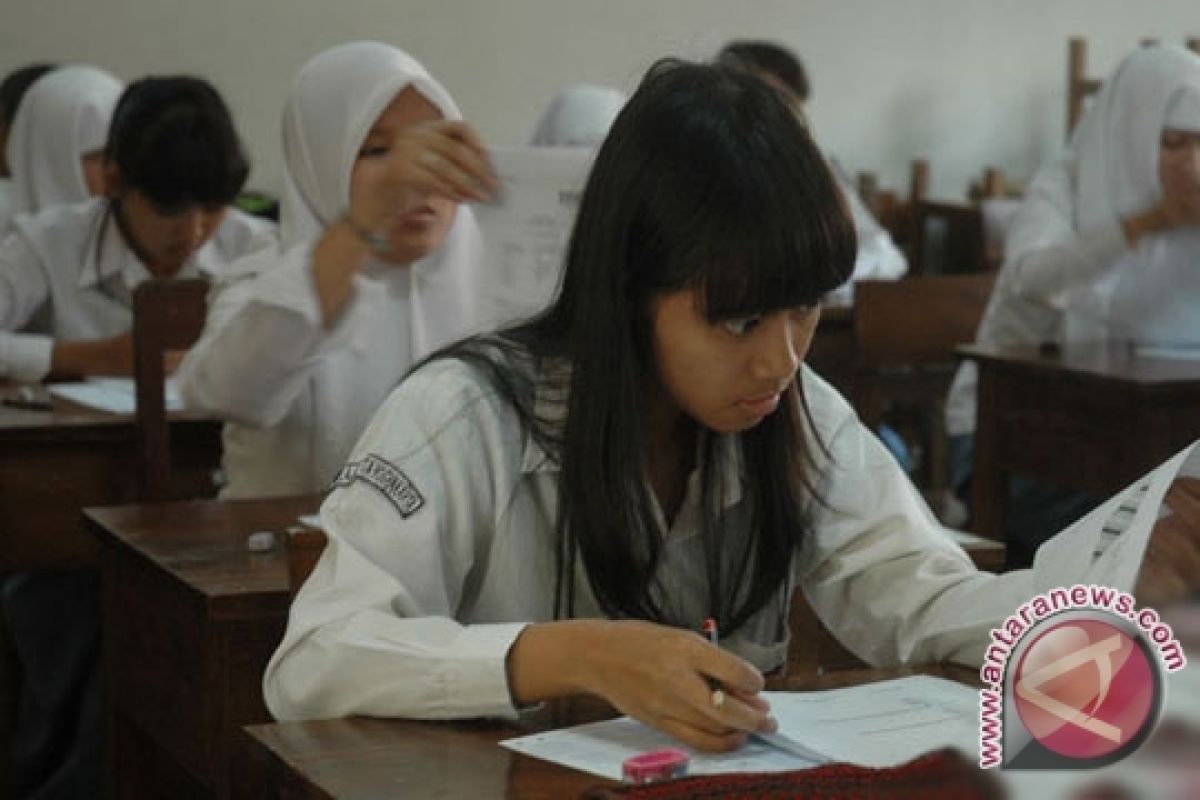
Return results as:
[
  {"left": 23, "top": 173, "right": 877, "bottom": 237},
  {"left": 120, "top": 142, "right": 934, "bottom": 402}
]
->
[{"left": 77, "top": 203, "right": 213, "bottom": 294}]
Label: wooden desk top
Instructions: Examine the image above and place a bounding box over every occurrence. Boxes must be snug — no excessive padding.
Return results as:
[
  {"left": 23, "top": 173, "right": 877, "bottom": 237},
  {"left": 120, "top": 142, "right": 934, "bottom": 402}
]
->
[
  {"left": 241, "top": 665, "right": 977, "bottom": 800},
  {"left": 85, "top": 495, "right": 320, "bottom": 620},
  {"left": 0, "top": 381, "right": 215, "bottom": 433},
  {"left": 959, "top": 341, "right": 1200, "bottom": 389}
]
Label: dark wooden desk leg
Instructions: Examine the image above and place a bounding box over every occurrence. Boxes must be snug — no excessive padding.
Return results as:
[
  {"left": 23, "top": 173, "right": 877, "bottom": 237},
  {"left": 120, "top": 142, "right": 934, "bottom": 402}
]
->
[
  {"left": 971, "top": 364, "right": 1005, "bottom": 540},
  {"left": 100, "top": 546, "right": 120, "bottom": 798}
]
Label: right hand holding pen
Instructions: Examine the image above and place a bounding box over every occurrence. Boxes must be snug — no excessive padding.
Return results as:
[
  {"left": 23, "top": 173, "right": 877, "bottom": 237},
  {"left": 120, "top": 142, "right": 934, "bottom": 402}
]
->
[{"left": 577, "top": 620, "right": 777, "bottom": 752}]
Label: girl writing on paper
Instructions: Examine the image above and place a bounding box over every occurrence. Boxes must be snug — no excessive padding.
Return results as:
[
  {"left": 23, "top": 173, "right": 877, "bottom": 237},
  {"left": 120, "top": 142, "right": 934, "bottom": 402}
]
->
[
  {"left": 264, "top": 58, "right": 1191, "bottom": 753},
  {"left": 176, "top": 41, "right": 495, "bottom": 498},
  {"left": 947, "top": 45, "right": 1200, "bottom": 567}
]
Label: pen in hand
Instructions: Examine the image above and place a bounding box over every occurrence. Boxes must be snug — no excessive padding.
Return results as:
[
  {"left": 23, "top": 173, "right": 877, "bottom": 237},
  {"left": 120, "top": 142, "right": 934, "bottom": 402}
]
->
[{"left": 701, "top": 617, "right": 725, "bottom": 709}]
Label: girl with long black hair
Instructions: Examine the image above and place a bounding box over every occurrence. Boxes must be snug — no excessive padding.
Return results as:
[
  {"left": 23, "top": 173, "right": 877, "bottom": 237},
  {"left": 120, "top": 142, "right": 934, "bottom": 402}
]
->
[{"left": 265, "top": 59, "right": 1119, "bottom": 752}]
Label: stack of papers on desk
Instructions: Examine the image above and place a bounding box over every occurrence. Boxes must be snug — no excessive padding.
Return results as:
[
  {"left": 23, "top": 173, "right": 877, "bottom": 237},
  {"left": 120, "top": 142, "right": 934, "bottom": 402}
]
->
[
  {"left": 48, "top": 377, "right": 182, "bottom": 415},
  {"left": 501, "top": 675, "right": 979, "bottom": 780}
]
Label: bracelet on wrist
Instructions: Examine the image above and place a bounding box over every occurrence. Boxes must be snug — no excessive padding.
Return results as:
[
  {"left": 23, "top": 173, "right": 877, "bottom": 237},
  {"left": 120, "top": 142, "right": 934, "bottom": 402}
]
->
[{"left": 339, "top": 212, "right": 391, "bottom": 254}]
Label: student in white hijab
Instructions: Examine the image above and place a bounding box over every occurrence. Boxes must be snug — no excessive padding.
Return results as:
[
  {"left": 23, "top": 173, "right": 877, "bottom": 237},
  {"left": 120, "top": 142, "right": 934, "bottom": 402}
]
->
[
  {"left": 0, "top": 63, "right": 58, "bottom": 233},
  {"left": 177, "top": 41, "right": 494, "bottom": 498},
  {"left": 946, "top": 44, "right": 1200, "bottom": 567},
  {"left": 529, "top": 84, "right": 626, "bottom": 147},
  {"left": 5, "top": 65, "right": 122, "bottom": 225}
]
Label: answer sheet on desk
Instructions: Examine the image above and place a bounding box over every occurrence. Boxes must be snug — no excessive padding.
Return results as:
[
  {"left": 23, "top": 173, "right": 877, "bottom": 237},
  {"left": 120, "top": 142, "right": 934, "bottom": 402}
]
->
[
  {"left": 48, "top": 377, "right": 183, "bottom": 415},
  {"left": 501, "top": 675, "right": 977, "bottom": 780},
  {"left": 502, "top": 715, "right": 816, "bottom": 781},
  {"left": 763, "top": 675, "right": 980, "bottom": 768}
]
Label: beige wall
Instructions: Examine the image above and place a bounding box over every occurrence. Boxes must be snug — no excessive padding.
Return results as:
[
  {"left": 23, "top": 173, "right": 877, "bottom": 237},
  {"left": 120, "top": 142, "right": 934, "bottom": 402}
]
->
[{"left": 3, "top": 0, "right": 1197, "bottom": 198}]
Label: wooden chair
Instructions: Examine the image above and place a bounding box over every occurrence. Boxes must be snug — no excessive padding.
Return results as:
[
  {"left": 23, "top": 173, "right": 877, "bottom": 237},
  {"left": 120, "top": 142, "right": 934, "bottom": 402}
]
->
[
  {"left": 853, "top": 274, "right": 996, "bottom": 508},
  {"left": 856, "top": 159, "right": 931, "bottom": 265},
  {"left": 131, "top": 278, "right": 210, "bottom": 501},
  {"left": 286, "top": 527, "right": 328, "bottom": 597},
  {"left": 905, "top": 162, "right": 1013, "bottom": 276},
  {"left": 1066, "top": 38, "right": 1105, "bottom": 136}
]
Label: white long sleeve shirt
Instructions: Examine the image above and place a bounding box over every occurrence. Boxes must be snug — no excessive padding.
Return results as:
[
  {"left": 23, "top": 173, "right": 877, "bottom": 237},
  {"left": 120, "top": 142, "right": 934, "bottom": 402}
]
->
[
  {"left": 0, "top": 179, "right": 13, "bottom": 240},
  {"left": 826, "top": 165, "right": 908, "bottom": 303},
  {"left": 263, "top": 356, "right": 1068, "bottom": 723},
  {"left": 945, "top": 154, "right": 1130, "bottom": 436},
  {"left": 0, "top": 198, "right": 274, "bottom": 383},
  {"left": 175, "top": 240, "right": 479, "bottom": 499}
]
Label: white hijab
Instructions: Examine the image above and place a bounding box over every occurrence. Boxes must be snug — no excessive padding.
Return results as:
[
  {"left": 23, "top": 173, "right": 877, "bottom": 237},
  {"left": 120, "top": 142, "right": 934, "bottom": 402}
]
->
[
  {"left": 5, "top": 65, "right": 122, "bottom": 216},
  {"left": 279, "top": 41, "right": 481, "bottom": 356},
  {"left": 1067, "top": 45, "right": 1200, "bottom": 345},
  {"left": 529, "top": 84, "right": 626, "bottom": 147}
]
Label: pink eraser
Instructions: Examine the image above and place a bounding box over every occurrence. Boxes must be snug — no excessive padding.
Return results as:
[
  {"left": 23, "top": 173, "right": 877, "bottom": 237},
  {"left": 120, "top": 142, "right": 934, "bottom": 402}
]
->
[{"left": 621, "top": 747, "right": 690, "bottom": 784}]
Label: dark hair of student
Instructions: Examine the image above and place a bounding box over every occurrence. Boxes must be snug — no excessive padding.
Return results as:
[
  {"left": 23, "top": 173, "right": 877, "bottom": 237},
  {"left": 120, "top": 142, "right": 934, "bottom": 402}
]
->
[
  {"left": 428, "top": 59, "right": 855, "bottom": 635},
  {"left": 717, "top": 41, "right": 810, "bottom": 104},
  {"left": 104, "top": 76, "right": 249, "bottom": 212},
  {"left": 0, "top": 63, "right": 58, "bottom": 128}
]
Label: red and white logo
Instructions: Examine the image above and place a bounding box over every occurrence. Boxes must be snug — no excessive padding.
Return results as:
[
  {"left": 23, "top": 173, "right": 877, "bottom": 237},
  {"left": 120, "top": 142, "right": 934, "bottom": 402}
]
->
[{"left": 1012, "top": 618, "right": 1156, "bottom": 761}]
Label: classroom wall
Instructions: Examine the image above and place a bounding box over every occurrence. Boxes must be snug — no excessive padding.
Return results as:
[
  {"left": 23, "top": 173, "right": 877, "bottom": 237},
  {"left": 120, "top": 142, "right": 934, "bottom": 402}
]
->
[{"left": 3, "top": 0, "right": 1197, "bottom": 200}]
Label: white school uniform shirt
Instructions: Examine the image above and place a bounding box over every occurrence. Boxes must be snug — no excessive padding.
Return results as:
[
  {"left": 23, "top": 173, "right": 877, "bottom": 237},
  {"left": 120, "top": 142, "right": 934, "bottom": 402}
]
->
[
  {"left": 0, "top": 179, "right": 13, "bottom": 239},
  {"left": 175, "top": 41, "right": 483, "bottom": 498},
  {"left": 0, "top": 197, "right": 274, "bottom": 383},
  {"left": 946, "top": 45, "right": 1200, "bottom": 437},
  {"left": 825, "top": 161, "right": 907, "bottom": 303},
  {"left": 263, "top": 354, "right": 1059, "bottom": 722}
]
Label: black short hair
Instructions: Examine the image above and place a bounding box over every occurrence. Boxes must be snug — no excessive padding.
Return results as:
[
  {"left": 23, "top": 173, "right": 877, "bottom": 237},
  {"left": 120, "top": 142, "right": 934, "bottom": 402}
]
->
[
  {"left": 0, "top": 63, "right": 58, "bottom": 127},
  {"left": 717, "top": 40, "right": 810, "bottom": 103},
  {"left": 105, "top": 76, "right": 249, "bottom": 211}
]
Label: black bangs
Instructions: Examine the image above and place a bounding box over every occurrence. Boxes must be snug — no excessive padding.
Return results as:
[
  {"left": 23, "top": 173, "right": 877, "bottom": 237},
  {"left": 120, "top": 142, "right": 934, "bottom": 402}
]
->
[
  {"left": 626, "top": 60, "right": 856, "bottom": 321},
  {"left": 106, "top": 76, "right": 249, "bottom": 210}
]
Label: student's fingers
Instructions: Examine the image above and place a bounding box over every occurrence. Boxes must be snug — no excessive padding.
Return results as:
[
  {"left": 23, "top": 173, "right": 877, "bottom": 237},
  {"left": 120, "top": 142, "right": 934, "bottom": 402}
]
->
[
  {"left": 429, "top": 121, "right": 497, "bottom": 190},
  {"left": 726, "top": 686, "right": 771, "bottom": 713},
  {"left": 395, "top": 121, "right": 495, "bottom": 201},
  {"left": 415, "top": 147, "right": 490, "bottom": 203},
  {"left": 696, "top": 642, "right": 766, "bottom": 697},
  {"left": 654, "top": 715, "right": 749, "bottom": 754}
]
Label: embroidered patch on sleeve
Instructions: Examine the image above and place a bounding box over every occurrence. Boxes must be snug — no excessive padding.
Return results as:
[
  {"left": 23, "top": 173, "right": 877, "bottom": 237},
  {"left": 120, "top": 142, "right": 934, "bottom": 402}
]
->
[{"left": 331, "top": 454, "right": 425, "bottom": 517}]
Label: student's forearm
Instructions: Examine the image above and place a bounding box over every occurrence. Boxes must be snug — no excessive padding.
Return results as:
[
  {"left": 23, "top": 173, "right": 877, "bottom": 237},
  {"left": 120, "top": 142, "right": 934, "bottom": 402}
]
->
[
  {"left": 49, "top": 335, "right": 132, "bottom": 380},
  {"left": 506, "top": 619, "right": 611, "bottom": 705},
  {"left": 311, "top": 222, "right": 372, "bottom": 328}
]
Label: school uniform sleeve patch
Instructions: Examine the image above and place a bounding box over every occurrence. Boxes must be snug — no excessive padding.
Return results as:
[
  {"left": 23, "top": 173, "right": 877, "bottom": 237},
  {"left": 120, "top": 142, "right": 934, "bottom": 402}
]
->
[{"left": 332, "top": 454, "right": 425, "bottom": 517}]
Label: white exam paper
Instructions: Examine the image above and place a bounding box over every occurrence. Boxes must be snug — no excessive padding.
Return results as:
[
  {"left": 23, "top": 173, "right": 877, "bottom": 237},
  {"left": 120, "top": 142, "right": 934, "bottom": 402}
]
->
[
  {"left": 474, "top": 146, "right": 595, "bottom": 330},
  {"left": 501, "top": 675, "right": 977, "bottom": 780},
  {"left": 48, "top": 377, "right": 182, "bottom": 415}
]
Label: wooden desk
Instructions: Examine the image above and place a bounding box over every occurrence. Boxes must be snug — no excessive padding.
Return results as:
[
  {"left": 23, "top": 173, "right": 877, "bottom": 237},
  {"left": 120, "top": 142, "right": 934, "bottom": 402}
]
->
[
  {"left": 0, "top": 385, "right": 221, "bottom": 570},
  {"left": 962, "top": 341, "right": 1200, "bottom": 539},
  {"left": 85, "top": 495, "right": 320, "bottom": 799},
  {"left": 238, "top": 665, "right": 977, "bottom": 800}
]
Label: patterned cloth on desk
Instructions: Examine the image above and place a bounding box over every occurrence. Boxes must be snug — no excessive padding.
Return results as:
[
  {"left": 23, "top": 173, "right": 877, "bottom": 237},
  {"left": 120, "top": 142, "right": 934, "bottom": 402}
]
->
[{"left": 580, "top": 748, "right": 1001, "bottom": 800}]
